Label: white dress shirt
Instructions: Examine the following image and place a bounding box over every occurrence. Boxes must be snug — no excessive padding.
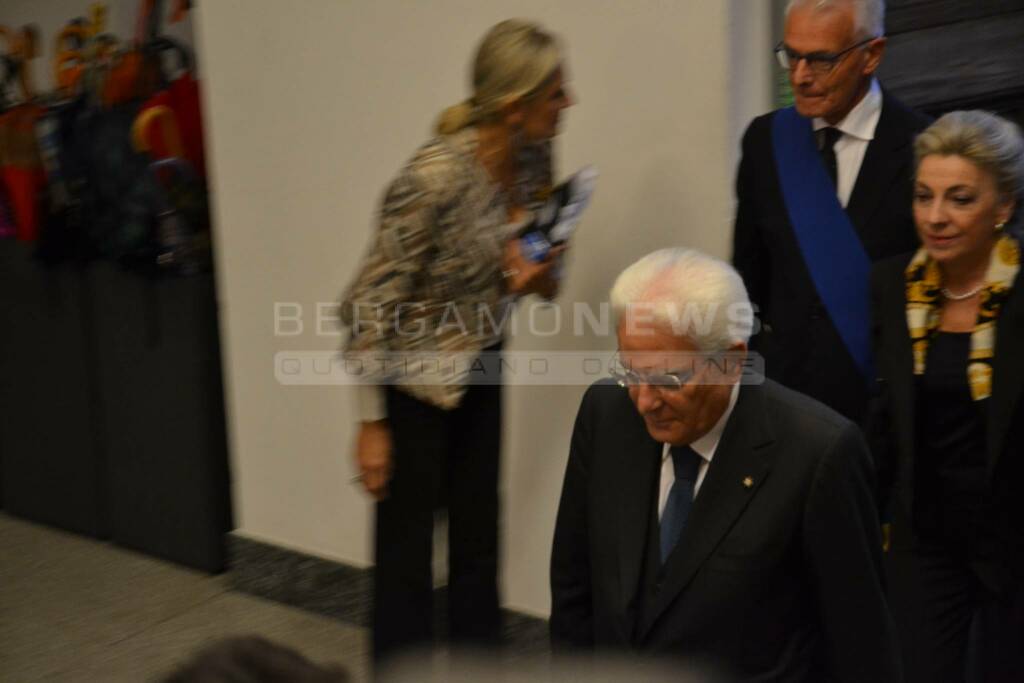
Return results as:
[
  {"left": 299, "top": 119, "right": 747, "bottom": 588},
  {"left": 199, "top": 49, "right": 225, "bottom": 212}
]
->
[
  {"left": 658, "top": 382, "right": 741, "bottom": 519},
  {"left": 812, "top": 78, "right": 882, "bottom": 208}
]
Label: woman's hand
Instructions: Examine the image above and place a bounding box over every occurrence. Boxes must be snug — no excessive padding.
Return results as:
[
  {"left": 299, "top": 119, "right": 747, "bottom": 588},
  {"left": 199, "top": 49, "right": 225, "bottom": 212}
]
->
[
  {"left": 354, "top": 420, "right": 393, "bottom": 500},
  {"left": 502, "top": 239, "right": 567, "bottom": 298}
]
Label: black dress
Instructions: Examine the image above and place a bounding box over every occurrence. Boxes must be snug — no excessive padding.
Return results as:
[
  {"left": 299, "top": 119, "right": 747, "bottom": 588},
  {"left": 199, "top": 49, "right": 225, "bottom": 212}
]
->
[
  {"left": 914, "top": 332, "right": 994, "bottom": 564},
  {"left": 892, "top": 331, "right": 1022, "bottom": 683}
]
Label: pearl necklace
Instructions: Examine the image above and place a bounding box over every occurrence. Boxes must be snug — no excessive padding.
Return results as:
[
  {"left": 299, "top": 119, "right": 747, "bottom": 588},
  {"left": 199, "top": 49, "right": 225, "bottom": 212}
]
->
[{"left": 941, "top": 284, "right": 984, "bottom": 301}]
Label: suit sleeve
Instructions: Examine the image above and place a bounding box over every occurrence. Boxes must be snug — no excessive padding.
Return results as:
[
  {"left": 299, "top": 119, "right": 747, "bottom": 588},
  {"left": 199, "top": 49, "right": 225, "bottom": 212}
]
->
[
  {"left": 864, "top": 266, "right": 898, "bottom": 520},
  {"left": 550, "top": 387, "right": 596, "bottom": 651},
  {"left": 803, "top": 422, "right": 902, "bottom": 683},
  {"left": 732, "top": 120, "right": 771, "bottom": 341}
]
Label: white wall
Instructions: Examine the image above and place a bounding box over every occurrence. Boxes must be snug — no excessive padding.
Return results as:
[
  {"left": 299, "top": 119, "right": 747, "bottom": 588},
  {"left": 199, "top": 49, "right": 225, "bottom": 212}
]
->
[{"left": 196, "top": 0, "right": 771, "bottom": 616}]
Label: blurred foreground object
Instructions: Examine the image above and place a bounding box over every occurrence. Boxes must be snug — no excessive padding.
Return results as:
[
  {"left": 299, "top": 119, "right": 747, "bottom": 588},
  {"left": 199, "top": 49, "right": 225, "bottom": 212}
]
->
[{"left": 161, "top": 636, "right": 349, "bottom": 683}]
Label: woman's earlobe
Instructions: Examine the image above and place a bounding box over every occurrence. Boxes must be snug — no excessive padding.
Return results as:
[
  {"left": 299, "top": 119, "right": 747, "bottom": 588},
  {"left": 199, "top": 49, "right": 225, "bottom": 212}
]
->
[
  {"left": 499, "top": 94, "right": 525, "bottom": 124},
  {"left": 505, "top": 108, "right": 524, "bottom": 129}
]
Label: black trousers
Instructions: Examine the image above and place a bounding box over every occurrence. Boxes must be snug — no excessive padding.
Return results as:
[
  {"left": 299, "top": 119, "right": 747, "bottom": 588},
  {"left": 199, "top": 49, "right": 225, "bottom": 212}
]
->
[
  {"left": 372, "top": 381, "right": 502, "bottom": 665},
  {"left": 886, "top": 528, "right": 1024, "bottom": 683}
]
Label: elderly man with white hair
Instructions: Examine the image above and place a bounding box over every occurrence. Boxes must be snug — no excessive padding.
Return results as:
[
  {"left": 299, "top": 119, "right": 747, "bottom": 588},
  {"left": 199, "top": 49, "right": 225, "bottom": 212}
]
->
[
  {"left": 550, "top": 248, "right": 900, "bottom": 681},
  {"left": 732, "top": 0, "right": 930, "bottom": 424}
]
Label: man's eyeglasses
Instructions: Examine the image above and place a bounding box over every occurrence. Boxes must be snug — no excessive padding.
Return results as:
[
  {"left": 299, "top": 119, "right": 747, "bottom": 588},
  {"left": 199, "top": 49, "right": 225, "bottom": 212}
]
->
[
  {"left": 609, "top": 359, "right": 696, "bottom": 393},
  {"left": 774, "top": 37, "right": 876, "bottom": 76}
]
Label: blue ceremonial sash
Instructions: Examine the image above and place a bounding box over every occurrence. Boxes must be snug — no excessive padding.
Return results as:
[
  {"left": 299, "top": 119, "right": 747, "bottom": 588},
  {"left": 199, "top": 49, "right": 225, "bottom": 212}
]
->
[{"left": 771, "top": 106, "right": 873, "bottom": 380}]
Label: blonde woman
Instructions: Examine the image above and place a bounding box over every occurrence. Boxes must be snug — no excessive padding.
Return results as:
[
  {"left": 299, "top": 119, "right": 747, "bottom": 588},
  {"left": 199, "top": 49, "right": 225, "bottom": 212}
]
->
[
  {"left": 340, "top": 20, "right": 573, "bottom": 664},
  {"left": 871, "top": 110, "right": 1024, "bottom": 682}
]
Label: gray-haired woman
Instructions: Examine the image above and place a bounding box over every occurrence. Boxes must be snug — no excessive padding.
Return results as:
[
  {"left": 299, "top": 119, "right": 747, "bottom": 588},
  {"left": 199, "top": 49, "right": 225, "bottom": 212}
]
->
[{"left": 870, "top": 110, "right": 1024, "bottom": 682}]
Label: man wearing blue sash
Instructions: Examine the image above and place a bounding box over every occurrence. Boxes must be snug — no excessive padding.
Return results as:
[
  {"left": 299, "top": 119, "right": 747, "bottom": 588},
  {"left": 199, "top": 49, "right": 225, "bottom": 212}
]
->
[{"left": 732, "top": 0, "right": 929, "bottom": 423}]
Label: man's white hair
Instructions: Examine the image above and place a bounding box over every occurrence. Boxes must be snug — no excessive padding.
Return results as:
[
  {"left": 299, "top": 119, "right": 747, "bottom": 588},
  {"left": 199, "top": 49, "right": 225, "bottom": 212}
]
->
[
  {"left": 785, "top": 0, "right": 886, "bottom": 39},
  {"left": 610, "top": 248, "right": 753, "bottom": 351}
]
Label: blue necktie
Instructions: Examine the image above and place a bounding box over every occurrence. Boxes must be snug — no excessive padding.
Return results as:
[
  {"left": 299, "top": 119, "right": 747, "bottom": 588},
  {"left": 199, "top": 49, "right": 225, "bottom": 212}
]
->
[{"left": 660, "top": 445, "right": 701, "bottom": 564}]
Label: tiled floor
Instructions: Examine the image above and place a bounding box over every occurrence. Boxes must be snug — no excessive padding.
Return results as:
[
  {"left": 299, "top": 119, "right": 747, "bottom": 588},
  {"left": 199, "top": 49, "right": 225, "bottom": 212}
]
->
[{"left": 0, "top": 512, "right": 369, "bottom": 682}]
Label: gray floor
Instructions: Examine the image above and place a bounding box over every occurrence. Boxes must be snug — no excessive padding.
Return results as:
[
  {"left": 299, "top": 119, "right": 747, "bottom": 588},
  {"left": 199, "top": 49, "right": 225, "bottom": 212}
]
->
[{"left": 0, "top": 512, "right": 369, "bottom": 682}]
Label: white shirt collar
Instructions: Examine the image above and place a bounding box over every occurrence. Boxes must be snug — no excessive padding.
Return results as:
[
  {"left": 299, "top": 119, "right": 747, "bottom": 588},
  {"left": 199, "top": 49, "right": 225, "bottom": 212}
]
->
[
  {"left": 663, "top": 381, "right": 741, "bottom": 465},
  {"left": 812, "top": 78, "right": 882, "bottom": 142}
]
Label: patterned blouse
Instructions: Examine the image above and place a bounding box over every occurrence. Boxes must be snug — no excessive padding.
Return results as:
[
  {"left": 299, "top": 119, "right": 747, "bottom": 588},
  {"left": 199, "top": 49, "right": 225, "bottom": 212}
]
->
[{"left": 340, "top": 126, "right": 553, "bottom": 411}]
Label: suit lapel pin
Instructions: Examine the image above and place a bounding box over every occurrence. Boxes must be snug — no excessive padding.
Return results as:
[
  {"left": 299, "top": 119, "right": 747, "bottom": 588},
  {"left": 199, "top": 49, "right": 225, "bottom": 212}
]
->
[{"left": 742, "top": 476, "right": 754, "bottom": 489}]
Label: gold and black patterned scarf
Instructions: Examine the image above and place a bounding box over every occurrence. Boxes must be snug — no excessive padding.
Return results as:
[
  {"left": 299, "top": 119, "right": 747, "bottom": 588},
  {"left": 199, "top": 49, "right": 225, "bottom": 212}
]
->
[{"left": 904, "top": 234, "right": 1021, "bottom": 401}]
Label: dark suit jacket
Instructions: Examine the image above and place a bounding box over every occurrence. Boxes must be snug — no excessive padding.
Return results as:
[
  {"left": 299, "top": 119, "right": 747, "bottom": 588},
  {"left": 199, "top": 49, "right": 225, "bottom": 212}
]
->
[
  {"left": 732, "top": 92, "right": 930, "bottom": 423},
  {"left": 868, "top": 253, "right": 1024, "bottom": 584},
  {"left": 550, "top": 378, "right": 900, "bottom": 682}
]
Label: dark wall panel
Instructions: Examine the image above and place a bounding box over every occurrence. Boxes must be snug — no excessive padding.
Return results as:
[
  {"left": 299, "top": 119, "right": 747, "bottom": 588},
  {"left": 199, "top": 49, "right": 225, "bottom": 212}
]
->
[
  {"left": 0, "top": 242, "right": 231, "bottom": 571},
  {"left": 887, "top": 0, "right": 1024, "bottom": 35},
  {"left": 879, "top": 11, "right": 1024, "bottom": 111},
  {"left": 89, "top": 264, "right": 231, "bottom": 572},
  {"left": 0, "top": 241, "right": 106, "bottom": 537}
]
